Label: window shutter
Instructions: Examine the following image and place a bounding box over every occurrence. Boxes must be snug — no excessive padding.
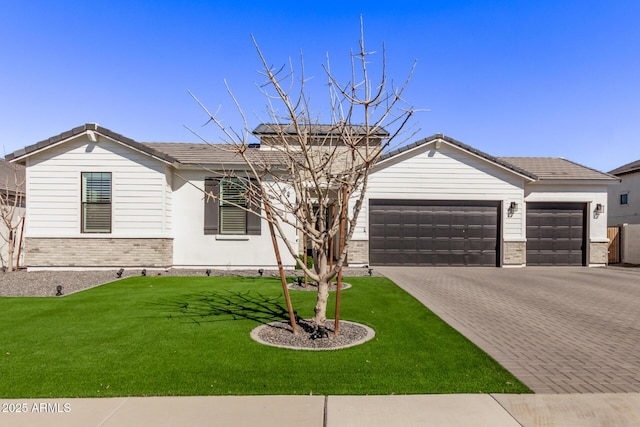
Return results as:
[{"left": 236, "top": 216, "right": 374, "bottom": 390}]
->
[
  {"left": 204, "top": 178, "right": 219, "bottom": 235},
  {"left": 247, "top": 178, "right": 261, "bottom": 235}
]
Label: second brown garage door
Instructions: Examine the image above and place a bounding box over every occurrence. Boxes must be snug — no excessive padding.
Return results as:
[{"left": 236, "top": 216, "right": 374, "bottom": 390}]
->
[
  {"left": 526, "top": 202, "right": 587, "bottom": 266},
  {"left": 369, "top": 200, "right": 500, "bottom": 266}
]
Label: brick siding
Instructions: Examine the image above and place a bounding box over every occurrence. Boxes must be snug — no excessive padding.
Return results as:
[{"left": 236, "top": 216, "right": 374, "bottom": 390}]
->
[
  {"left": 347, "top": 240, "right": 369, "bottom": 265},
  {"left": 25, "top": 237, "right": 173, "bottom": 268},
  {"left": 589, "top": 241, "right": 608, "bottom": 265},
  {"left": 503, "top": 241, "right": 526, "bottom": 266}
]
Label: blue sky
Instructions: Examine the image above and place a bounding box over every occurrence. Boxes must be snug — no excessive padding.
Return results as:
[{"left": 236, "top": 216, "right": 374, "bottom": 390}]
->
[{"left": 1, "top": 1, "right": 638, "bottom": 172}]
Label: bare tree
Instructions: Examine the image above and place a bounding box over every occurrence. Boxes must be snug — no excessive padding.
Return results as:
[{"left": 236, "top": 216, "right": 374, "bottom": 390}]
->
[
  {"left": 0, "top": 160, "right": 25, "bottom": 272},
  {"left": 191, "top": 22, "right": 416, "bottom": 333}
]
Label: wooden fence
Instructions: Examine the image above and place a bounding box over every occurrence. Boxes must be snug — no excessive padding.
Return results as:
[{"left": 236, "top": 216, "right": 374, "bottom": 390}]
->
[{"left": 607, "top": 226, "right": 621, "bottom": 264}]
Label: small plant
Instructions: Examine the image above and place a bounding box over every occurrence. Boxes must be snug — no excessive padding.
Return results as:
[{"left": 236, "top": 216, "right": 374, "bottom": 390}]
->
[{"left": 295, "top": 254, "right": 313, "bottom": 270}]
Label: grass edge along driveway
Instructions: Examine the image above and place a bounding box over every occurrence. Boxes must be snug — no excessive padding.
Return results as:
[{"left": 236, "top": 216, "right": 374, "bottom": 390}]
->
[{"left": 0, "top": 276, "right": 530, "bottom": 397}]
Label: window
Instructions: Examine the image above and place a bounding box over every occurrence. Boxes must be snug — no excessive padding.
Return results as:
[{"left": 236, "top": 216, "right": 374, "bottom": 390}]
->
[
  {"left": 220, "top": 178, "right": 248, "bottom": 234},
  {"left": 82, "top": 172, "right": 112, "bottom": 233},
  {"left": 620, "top": 193, "right": 629, "bottom": 206},
  {"left": 204, "top": 177, "right": 261, "bottom": 235}
]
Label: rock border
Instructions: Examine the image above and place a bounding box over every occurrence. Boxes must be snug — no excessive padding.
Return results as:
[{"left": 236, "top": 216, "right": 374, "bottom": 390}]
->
[{"left": 251, "top": 320, "right": 375, "bottom": 351}]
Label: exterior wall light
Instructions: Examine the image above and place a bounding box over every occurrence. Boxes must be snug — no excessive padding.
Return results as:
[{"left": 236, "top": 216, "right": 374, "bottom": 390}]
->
[
  {"left": 508, "top": 202, "right": 518, "bottom": 217},
  {"left": 594, "top": 203, "right": 605, "bottom": 218}
]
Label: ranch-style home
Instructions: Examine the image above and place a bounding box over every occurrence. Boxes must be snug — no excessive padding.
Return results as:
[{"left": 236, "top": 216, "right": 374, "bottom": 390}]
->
[{"left": 7, "top": 123, "right": 616, "bottom": 270}]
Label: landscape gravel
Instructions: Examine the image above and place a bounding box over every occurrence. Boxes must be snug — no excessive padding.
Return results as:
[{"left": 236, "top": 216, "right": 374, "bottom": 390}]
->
[
  {"left": 252, "top": 318, "right": 375, "bottom": 350},
  {"left": 0, "top": 267, "right": 380, "bottom": 297}
]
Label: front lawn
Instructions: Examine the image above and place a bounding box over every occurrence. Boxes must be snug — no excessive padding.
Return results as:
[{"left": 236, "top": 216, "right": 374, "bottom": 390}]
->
[{"left": 0, "top": 276, "right": 530, "bottom": 397}]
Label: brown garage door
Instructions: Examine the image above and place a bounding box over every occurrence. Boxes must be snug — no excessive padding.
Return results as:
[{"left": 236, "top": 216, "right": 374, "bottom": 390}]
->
[
  {"left": 526, "top": 202, "right": 586, "bottom": 266},
  {"left": 369, "top": 200, "right": 500, "bottom": 266}
]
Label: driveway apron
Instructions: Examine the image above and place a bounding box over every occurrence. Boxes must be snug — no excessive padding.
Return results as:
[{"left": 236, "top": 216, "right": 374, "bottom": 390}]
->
[{"left": 378, "top": 267, "right": 640, "bottom": 394}]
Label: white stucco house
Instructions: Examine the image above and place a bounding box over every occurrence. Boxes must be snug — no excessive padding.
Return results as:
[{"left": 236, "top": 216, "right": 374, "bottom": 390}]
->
[
  {"left": 7, "top": 124, "right": 616, "bottom": 270},
  {"left": 608, "top": 160, "right": 640, "bottom": 225},
  {"left": 607, "top": 160, "right": 640, "bottom": 264}
]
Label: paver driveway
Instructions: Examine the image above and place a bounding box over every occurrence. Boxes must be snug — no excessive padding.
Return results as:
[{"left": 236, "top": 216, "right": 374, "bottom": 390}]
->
[{"left": 378, "top": 266, "right": 640, "bottom": 394}]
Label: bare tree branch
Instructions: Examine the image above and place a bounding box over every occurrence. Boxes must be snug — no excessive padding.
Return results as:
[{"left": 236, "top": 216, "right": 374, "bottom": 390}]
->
[{"left": 189, "top": 21, "right": 417, "bottom": 330}]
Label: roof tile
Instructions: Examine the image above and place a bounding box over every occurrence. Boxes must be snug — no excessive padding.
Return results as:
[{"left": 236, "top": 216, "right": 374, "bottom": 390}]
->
[{"left": 498, "top": 157, "right": 615, "bottom": 181}]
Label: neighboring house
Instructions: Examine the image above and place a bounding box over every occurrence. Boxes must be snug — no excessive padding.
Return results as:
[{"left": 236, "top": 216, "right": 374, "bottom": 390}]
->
[
  {"left": 347, "top": 135, "right": 616, "bottom": 267},
  {"left": 608, "top": 160, "right": 640, "bottom": 225},
  {"left": 607, "top": 160, "right": 640, "bottom": 264},
  {"left": 7, "top": 124, "right": 617, "bottom": 270},
  {"left": 0, "top": 159, "right": 26, "bottom": 269}
]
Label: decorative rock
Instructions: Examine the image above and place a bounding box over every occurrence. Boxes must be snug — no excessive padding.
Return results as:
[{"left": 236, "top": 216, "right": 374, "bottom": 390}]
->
[{"left": 251, "top": 319, "right": 375, "bottom": 351}]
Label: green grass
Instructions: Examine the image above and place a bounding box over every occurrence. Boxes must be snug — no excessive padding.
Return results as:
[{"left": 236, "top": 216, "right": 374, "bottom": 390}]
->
[{"left": 0, "top": 276, "right": 530, "bottom": 398}]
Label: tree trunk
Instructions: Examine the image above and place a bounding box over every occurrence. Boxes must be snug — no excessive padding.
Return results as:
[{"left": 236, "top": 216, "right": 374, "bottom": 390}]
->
[
  {"left": 6, "top": 237, "right": 14, "bottom": 272},
  {"left": 312, "top": 250, "right": 330, "bottom": 329},
  {"left": 313, "top": 277, "right": 330, "bottom": 328}
]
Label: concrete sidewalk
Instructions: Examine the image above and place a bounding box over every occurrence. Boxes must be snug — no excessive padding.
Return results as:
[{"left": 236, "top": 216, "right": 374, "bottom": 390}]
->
[{"left": 2, "top": 394, "right": 640, "bottom": 426}]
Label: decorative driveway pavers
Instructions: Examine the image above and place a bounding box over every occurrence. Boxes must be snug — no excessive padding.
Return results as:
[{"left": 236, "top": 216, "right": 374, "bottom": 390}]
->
[{"left": 378, "top": 267, "right": 640, "bottom": 394}]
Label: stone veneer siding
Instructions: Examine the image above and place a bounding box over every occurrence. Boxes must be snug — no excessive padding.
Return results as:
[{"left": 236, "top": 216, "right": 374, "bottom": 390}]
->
[
  {"left": 25, "top": 237, "right": 173, "bottom": 268},
  {"left": 347, "top": 240, "right": 369, "bottom": 265},
  {"left": 589, "top": 241, "right": 608, "bottom": 265},
  {"left": 503, "top": 241, "right": 526, "bottom": 266}
]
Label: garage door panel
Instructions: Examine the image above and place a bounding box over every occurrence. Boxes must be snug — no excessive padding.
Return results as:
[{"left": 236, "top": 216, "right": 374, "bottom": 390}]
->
[
  {"left": 434, "top": 212, "right": 452, "bottom": 226},
  {"left": 448, "top": 239, "right": 466, "bottom": 251},
  {"left": 447, "top": 226, "right": 466, "bottom": 239},
  {"left": 418, "top": 226, "right": 435, "bottom": 237},
  {"left": 526, "top": 203, "right": 586, "bottom": 266},
  {"left": 369, "top": 200, "right": 500, "bottom": 266},
  {"left": 468, "top": 239, "right": 496, "bottom": 251}
]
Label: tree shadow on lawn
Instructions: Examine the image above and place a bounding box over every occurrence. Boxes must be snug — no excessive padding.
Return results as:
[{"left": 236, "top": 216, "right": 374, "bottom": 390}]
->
[{"left": 148, "top": 290, "right": 292, "bottom": 326}]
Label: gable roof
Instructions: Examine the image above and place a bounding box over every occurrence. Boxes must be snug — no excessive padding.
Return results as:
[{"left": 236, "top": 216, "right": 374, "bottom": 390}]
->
[
  {"left": 377, "top": 134, "right": 616, "bottom": 182},
  {"left": 609, "top": 159, "right": 640, "bottom": 176},
  {"left": 6, "top": 123, "right": 177, "bottom": 164},
  {"left": 498, "top": 157, "right": 616, "bottom": 181},
  {"left": 6, "top": 124, "right": 617, "bottom": 182},
  {"left": 377, "top": 134, "right": 538, "bottom": 180},
  {"left": 5, "top": 123, "right": 287, "bottom": 168}
]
